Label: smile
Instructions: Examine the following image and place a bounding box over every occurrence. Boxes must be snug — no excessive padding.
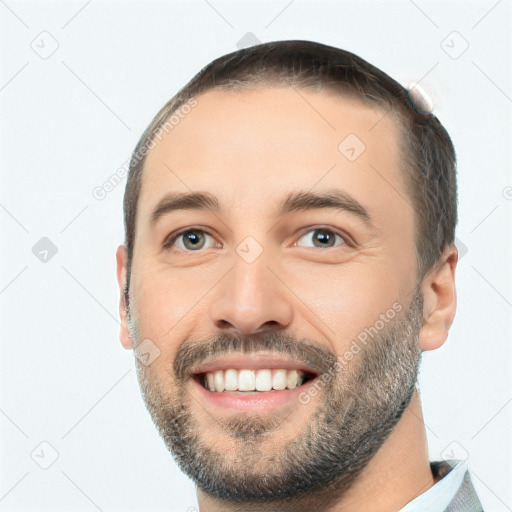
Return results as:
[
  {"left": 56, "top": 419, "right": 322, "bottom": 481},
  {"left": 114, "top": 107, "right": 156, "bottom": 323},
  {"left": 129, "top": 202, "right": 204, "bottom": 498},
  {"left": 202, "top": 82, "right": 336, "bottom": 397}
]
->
[
  {"left": 198, "top": 368, "right": 314, "bottom": 392},
  {"left": 189, "top": 353, "right": 320, "bottom": 411}
]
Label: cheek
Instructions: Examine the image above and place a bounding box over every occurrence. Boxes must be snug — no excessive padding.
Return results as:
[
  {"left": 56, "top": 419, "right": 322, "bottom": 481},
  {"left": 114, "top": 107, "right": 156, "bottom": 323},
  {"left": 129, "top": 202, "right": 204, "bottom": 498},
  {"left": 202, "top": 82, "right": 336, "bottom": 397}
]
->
[
  {"left": 284, "top": 260, "right": 404, "bottom": 351},
  {"left": 131, "top": 260, "right": 222, "bottom": 347},
  {"left": 131, "top": 266, "right": 198, "bottom": 350}
]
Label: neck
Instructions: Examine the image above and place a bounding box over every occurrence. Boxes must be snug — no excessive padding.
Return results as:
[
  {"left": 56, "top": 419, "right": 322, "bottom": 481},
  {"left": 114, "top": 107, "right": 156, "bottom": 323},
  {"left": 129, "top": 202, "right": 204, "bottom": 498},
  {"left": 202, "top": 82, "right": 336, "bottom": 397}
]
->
[
  {"left": 329, "top": 386, "right": 438, "bottom": 511},
  {"left": 197, "top": 387, "right": 437, "bottom": 512}
]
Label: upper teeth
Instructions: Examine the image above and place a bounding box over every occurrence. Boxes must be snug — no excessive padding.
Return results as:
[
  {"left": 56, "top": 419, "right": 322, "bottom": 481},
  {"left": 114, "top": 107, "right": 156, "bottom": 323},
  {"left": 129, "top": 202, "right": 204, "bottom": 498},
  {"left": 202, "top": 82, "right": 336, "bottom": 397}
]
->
[{"left": 203, "top": 369, "right": 307, "bottom": 392}]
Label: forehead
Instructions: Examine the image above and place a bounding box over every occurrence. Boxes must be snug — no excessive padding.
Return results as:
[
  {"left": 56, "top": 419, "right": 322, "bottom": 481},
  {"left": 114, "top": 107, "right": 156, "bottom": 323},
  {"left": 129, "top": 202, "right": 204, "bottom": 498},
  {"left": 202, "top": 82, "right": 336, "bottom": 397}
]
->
[{"left": 138, "top": 87, "right": 407, "bottom": 225}]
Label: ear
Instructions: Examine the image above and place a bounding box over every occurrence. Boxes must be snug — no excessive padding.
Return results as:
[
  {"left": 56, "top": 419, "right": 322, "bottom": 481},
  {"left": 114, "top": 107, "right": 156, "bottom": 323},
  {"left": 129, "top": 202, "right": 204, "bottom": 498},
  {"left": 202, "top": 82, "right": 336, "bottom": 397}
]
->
[
  {"left": 418, "top": 243, "right": 458, "bottom": 351},
  {"left": 116, "top": 244, "right": 133, "bottom": 350}
]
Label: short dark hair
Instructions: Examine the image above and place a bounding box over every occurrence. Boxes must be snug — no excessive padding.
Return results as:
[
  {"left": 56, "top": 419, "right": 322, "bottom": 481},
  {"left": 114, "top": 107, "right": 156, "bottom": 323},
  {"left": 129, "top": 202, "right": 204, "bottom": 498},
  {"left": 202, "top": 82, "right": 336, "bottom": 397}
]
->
[{"left": 122, "top": 40, "right": 457, "bottom": 307}]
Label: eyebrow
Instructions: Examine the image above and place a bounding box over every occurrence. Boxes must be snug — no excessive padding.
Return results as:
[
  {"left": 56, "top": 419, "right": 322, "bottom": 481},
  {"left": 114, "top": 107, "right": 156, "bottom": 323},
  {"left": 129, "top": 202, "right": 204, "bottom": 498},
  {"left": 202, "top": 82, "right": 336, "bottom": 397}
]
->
[
  {"left": 149, "top": 189, "right": 376, "bottom": 231},
  {"left": 278, "top": 190, "right": 375, "bottom": 230}
]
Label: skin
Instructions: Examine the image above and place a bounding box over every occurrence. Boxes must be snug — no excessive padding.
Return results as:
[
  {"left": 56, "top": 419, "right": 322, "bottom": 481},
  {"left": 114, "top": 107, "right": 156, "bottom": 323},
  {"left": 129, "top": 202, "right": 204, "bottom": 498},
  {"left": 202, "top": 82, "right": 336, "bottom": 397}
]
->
[{"left": 115, "top": 88, "right": 458, "bottom": 511}]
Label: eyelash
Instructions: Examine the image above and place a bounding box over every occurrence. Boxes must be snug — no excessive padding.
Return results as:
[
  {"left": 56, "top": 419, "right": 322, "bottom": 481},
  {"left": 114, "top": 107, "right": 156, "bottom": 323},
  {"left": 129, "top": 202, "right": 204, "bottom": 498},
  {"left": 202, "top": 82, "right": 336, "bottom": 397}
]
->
[{"left": 162, "top": 226, "right": 353, "bottom": 252}]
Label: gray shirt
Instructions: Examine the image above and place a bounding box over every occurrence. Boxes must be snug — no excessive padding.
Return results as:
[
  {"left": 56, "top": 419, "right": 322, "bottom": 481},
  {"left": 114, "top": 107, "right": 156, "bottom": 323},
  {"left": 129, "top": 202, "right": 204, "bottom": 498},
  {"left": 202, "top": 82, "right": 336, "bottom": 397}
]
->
[{"left": 398, "top": 459, "right": 484, "bottom": 512}]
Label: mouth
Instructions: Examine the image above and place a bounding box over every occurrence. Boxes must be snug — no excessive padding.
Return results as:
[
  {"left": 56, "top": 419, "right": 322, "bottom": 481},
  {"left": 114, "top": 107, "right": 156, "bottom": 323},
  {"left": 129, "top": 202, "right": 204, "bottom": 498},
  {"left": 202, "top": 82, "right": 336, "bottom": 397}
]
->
[
  {"left": 189, "top": 353, "right": 321, "bottom": 412},
  {"left": 193, "top": 368, "right": 317, "bottom": 393}
]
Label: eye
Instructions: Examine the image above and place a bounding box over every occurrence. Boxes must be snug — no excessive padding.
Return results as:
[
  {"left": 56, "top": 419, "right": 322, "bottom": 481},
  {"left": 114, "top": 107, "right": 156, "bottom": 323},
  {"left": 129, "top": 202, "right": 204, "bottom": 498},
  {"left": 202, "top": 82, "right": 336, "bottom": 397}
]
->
[
  {"left": 163, "top": 226, "right": 351, "bottom": 253},
  {"left": 293, "top": 227, "right": 348, "bottom": 249},
  {"left": 163, "top": 228, "right": 219, "bottom": 252}
]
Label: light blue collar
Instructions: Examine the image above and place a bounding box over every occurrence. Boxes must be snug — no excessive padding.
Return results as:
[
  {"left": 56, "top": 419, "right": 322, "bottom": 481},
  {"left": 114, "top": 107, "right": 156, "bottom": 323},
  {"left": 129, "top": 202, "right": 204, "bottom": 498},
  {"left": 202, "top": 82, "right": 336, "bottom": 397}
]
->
[{"left": 398, "top": 459, "right": 468, "bottom": 512}]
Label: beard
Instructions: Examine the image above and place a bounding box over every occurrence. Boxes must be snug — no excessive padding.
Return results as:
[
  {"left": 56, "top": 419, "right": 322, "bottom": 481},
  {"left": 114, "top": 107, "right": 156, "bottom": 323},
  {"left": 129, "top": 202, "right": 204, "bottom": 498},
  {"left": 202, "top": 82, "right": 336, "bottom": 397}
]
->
[{"left": 129, "top": 288, "right": 424, "bottom": 511}]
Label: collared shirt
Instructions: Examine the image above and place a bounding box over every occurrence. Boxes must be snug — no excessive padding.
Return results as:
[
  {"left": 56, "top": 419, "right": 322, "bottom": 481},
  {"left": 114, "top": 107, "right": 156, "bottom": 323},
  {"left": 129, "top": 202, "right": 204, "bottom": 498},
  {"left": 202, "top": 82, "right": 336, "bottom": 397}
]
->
[{"left": 399, "top": 459, "right": 484, "bottom": 512}]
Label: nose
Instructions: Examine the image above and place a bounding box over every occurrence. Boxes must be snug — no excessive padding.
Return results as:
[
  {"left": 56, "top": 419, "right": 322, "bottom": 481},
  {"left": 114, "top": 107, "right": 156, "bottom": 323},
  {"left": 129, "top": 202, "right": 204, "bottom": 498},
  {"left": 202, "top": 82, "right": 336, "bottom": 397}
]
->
[{"left": 209, "top": 250, "right": 294, "bottom": 336}]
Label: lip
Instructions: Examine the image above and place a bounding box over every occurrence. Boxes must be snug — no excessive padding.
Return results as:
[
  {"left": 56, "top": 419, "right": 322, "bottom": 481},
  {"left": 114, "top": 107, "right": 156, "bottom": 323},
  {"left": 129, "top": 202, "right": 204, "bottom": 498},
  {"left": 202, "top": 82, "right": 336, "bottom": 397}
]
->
[
  {"left": 189, "top": 352, "right": 321, "bottom": 376},
  {"left": 191, "top": 372, "right": 318, "bottom": 412}
]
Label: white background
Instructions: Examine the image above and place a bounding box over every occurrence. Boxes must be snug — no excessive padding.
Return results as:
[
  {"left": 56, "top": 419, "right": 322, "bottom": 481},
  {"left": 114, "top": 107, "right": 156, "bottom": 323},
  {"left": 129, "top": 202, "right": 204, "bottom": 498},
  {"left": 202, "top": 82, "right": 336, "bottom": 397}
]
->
[{"left": 0, "top": 0, "right": 511, "bottom": 510}]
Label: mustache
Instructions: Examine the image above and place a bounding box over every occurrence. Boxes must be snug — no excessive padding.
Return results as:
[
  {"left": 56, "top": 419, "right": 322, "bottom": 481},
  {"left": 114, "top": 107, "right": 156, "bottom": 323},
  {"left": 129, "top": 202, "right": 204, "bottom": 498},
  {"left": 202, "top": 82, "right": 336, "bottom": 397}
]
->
[{"left": 173, "top": 331, "right": 339, "bottom": 382}]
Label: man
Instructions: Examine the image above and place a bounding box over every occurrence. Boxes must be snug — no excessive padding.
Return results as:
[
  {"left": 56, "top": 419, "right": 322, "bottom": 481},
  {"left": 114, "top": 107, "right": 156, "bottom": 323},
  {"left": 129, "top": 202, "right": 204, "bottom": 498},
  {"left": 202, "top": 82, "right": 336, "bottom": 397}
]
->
[{"left": 115, "top": 40, "right": 484, "bottom": 511}]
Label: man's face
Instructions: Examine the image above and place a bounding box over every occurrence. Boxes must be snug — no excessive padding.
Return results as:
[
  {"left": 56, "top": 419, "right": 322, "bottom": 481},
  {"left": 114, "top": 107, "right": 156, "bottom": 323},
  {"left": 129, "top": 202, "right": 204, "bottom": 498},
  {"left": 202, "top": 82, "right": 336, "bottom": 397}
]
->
[{"left": 121, "top": 88, "right": 424, "bottom": 505}]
